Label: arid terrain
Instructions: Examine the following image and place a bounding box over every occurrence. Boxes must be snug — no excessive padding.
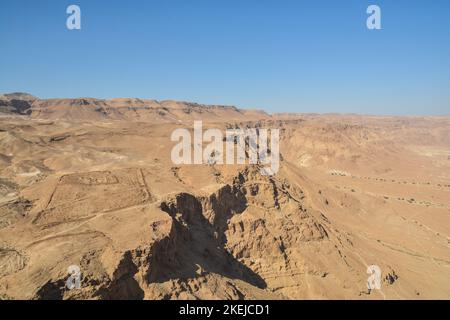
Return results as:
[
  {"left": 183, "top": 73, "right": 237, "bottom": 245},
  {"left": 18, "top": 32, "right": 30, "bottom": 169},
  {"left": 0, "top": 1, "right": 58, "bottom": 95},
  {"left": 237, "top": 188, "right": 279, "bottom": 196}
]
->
[{"left": 1, "top": 93, "right": 450, "bottom": 300}]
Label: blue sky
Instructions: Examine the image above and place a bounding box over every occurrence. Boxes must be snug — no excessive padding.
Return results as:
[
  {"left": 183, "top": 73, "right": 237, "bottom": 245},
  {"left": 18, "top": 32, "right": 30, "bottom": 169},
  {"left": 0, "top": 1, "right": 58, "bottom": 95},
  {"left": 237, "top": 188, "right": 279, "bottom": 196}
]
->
[{"left": 1, "top": 0, "right": 450, "bottom": 115}]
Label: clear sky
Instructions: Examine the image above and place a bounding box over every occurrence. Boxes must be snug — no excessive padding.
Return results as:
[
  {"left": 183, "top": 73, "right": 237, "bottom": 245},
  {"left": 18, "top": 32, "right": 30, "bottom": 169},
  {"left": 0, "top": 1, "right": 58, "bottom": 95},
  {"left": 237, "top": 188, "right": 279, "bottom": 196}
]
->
[{"left": 1, "top": 0, "right": 450, "bottom": 115}]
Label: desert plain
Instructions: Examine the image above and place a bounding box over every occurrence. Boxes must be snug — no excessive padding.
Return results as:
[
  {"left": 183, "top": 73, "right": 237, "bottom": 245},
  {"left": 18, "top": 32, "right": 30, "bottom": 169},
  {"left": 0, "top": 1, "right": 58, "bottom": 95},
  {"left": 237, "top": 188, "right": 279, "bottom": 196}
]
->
[{"left": 1, "top": 93, "right": 449, "bottom": 300}]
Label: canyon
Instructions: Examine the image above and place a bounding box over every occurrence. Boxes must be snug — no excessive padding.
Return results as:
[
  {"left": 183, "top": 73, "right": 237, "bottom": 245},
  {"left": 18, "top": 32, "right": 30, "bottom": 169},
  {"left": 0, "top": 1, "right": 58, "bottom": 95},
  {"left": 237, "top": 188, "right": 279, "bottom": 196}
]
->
[{"left": 1, "top": 93, "right": 449, "bottom": 299}]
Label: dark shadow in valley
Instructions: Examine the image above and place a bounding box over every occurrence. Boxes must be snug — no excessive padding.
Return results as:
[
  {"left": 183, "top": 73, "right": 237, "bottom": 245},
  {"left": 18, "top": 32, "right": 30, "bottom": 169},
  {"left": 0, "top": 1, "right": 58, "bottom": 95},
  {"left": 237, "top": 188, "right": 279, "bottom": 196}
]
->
[{"left": 154, "top": 191, "right": 266, "bottom": 289}]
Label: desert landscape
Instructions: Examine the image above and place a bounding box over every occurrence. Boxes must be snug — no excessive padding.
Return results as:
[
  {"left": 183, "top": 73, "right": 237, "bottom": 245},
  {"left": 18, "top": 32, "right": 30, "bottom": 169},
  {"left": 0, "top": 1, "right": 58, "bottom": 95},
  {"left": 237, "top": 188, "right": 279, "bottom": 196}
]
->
[{"left": 1, "top": 92, "right": 450, "bottom": 300}]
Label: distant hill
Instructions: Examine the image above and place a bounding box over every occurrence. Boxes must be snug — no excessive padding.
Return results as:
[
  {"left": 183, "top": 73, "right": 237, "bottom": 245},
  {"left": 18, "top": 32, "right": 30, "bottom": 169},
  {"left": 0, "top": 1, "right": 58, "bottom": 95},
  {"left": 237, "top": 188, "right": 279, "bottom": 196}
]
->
[
  {"left": 0, "top": 93, "right": 270, "bottom": 122},
  {"left": 0, "top": 93, "right": 36, "bottom": 115},
  {"left": 1, "top": 92, "right": 37, "bottom": 101}
]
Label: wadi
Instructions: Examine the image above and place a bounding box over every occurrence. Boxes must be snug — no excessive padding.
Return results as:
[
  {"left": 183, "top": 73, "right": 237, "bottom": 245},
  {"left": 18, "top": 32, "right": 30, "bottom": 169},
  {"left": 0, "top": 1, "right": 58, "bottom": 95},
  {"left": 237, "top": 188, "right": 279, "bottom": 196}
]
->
[{"left": 1, "top": 93, "right": 450, "bottom": 300}]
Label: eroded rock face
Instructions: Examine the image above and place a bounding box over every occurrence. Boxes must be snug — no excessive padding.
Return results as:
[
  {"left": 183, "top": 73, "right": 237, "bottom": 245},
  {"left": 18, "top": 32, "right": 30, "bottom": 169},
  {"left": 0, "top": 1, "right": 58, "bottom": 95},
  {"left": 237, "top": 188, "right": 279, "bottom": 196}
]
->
[
  {"left": 0, "top": 97, "right": 33, "bottom": 115},
  {"left": 203, "top": 167, "right": 332, "bottom": 296},
  {"left": 139, "top": 167, "right": 334, "bottom": 299},
  {"left": 9, "top": 166, "right": 340, "bottom": 300}
]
